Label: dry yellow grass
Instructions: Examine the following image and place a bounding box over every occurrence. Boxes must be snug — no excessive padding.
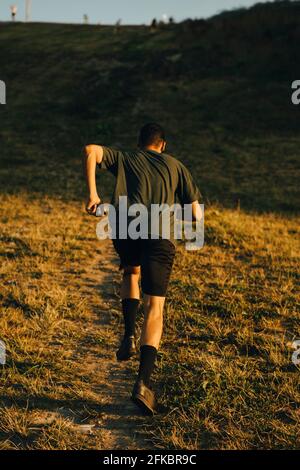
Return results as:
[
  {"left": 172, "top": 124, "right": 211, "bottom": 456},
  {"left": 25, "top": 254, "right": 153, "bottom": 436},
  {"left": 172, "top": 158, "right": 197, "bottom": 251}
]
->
[
  {"left": 0, "top": 194, "right": 299, "bottom": 449},
  {"left": 0, "top": 194, "right": 117, "bottom": 449},
  {"left": 154, "top": 207, "right": 300, "bottom": 449}
]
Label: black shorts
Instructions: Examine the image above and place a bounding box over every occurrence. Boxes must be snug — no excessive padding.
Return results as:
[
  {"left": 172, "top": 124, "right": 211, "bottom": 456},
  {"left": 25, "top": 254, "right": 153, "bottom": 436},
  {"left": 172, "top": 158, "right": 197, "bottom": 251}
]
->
[{"left": 113, "top": 238, "right": 176, "bottom": 297}]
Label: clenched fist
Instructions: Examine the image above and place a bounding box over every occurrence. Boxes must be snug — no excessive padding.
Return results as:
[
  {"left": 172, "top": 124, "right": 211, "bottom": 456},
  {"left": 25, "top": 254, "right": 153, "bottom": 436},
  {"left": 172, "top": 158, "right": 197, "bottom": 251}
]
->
[{"left": 86, "top": 195, "right": 101, "bottom": 215}]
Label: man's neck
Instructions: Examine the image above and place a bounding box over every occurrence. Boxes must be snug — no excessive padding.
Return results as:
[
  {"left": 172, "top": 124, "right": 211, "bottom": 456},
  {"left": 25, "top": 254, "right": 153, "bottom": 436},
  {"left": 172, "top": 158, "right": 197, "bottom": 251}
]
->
[{"left": 143, "top": 146, "right": 162, "bottom": 153}]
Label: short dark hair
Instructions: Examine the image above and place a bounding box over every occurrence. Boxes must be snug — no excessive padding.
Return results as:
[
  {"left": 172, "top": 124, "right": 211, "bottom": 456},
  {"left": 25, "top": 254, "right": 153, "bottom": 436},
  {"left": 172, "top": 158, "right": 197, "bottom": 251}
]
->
[{"left": 138, "top": 122, "right": 166, "bottom": 148}]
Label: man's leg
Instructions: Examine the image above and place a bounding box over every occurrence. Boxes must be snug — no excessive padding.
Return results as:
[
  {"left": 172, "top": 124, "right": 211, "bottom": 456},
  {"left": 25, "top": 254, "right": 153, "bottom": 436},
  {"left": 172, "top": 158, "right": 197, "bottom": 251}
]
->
[
  {"left": 120, "top": 266, "right": 140, "bottom": 337},
  {"left": 137, "top": 295, "right": 165, "bottom": 386},
  {"left": 116, "top": 266, "right": 141, "bottom": 361},
  {"left": 121, "top": 266, "right": 140, "bottom": 301},
  {"left": 131, "top": 239, "right": 175, "bottom": 414}
]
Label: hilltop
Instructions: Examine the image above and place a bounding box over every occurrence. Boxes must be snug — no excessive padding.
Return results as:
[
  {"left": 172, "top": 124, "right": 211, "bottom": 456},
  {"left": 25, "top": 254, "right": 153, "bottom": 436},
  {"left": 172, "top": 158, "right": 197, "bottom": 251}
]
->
[{"left": 0, "top": 0, "right": 300, "bottom": 211}]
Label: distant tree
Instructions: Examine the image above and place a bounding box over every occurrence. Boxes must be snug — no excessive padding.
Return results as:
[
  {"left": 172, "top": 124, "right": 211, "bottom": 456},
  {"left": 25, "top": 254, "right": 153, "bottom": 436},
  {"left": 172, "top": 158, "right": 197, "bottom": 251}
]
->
[
  {"left": 182, "top": 18, "right": 198, "bottom": 33},
  {"left": 169, "top": 16, "right": 175, "bottom": 24},
  {"left": 150, "top": 18, "right": 157, "bottom": 32},
  {"left": 115, "top": 19, "right": 122, "bottom": 34}
]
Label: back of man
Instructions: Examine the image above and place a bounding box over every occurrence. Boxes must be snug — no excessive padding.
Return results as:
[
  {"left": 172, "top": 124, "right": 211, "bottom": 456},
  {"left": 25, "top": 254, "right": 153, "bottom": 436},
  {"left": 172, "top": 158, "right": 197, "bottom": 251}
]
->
[
  {"left": 99, "top": 147, "right": 200, "bottom": 243},
  {"left": 84, "top": 123, "right": 201, "bottom": 415}
]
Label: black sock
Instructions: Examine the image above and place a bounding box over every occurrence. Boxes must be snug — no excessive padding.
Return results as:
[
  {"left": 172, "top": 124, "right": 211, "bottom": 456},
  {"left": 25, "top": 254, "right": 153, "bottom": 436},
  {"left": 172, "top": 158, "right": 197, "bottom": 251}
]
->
[
  {"left": 122, "top": 298, "right": 139, "bottom": 337},
  {"left": 138, "top": 345, "right": 157, "bottom": 387}
]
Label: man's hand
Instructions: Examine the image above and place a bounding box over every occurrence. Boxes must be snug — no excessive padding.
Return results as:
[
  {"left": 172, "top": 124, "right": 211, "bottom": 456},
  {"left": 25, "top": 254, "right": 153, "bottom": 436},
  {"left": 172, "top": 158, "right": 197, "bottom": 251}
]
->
[{"left": 86, "top": 195, "right": 101, "bottom": 215}]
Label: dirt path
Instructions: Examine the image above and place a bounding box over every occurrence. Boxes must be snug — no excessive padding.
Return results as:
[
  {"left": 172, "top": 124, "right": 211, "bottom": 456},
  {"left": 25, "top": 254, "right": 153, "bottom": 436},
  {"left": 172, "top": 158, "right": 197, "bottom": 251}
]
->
[
  {"left": 71, "top": 240, "right": 154, "bottom": 450},
  {"left": 0, "top": 228, "right": 155, "bottom": 449}
]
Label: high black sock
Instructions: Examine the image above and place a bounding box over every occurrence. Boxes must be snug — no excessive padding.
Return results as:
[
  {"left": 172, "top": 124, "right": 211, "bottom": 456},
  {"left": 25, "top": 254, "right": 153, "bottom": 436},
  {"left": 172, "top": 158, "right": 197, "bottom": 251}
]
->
[
  {"left": 138, "top": 345, "right": 157, "bottom": 387},
  {"left": 122, "top": 298, "right": 139, "bottom": 337}
]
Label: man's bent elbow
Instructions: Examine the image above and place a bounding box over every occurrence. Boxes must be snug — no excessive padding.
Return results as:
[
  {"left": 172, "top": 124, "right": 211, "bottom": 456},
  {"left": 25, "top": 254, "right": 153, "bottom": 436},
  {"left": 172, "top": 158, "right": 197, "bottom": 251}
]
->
[
  {"left": 84, "top": 145, "right": 93, "bottom": 157},
  {"left": 83, "top": 144, "right": 103, "bottom": 164}
]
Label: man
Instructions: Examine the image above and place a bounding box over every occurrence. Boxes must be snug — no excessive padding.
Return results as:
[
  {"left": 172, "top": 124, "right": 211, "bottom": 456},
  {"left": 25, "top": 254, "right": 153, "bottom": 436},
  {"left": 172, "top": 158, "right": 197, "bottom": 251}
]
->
[{"left": 84, "top": 123, "right": 201, "bottom": 415}]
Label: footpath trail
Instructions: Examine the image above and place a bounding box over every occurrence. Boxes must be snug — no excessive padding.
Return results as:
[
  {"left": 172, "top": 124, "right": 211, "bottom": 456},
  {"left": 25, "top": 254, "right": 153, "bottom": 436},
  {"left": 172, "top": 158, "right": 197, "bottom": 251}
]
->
[
  {"left": 0, "top": 199, "right": 157, "bottom": 450},
  {"left": 67, "top": 239, "right": 154, "bottom": 450}
]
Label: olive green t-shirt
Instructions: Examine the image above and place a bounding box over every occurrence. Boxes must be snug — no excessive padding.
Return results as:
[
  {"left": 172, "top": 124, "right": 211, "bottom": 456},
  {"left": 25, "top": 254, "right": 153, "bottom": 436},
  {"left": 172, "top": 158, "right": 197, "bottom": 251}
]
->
[{"left": 98, "top": 147, "right": 201, "bottom": 244}]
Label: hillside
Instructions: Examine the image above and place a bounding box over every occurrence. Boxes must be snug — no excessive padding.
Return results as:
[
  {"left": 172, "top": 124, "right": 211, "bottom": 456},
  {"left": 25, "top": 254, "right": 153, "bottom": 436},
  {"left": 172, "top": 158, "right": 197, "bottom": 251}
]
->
[
  {"left": 0, "top": 0, "right": 300, "bottom": 211},
  {"left": 0, "top": 1, "right": 299, "bottom": 450}
]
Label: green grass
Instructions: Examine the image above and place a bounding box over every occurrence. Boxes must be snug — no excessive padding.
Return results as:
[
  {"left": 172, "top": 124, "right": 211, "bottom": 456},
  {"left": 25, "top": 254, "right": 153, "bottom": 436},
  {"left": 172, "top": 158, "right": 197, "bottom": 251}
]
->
[{"left": 0, "top": 0, "right": 300, "bottom": 449}]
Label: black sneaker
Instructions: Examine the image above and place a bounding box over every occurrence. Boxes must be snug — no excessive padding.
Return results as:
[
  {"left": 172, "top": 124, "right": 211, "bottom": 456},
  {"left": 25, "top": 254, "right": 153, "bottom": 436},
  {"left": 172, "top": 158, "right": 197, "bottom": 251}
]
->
[
  {"left": 116, "top": 335, "right": 136, "bottom": 361},
  {"left": 131, "top": 379, "right": 156, "bottom": 416}
]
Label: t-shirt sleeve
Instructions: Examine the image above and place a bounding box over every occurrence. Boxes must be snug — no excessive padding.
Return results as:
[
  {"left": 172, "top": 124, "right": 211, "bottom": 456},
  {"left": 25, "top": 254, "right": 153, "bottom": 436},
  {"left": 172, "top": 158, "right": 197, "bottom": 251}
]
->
[
  {"left": 98, "top": 146, "right": 123, "bottom": 173},
  {"left": 176, "top": 163, "right": 201, "bottom": 205}
]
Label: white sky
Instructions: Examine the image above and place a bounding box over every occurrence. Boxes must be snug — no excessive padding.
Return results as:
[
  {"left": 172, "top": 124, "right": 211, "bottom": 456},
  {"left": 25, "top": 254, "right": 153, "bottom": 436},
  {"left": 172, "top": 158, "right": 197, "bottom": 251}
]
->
[{"left": 0, "top": 0, "right": 272, "bottom": 24}]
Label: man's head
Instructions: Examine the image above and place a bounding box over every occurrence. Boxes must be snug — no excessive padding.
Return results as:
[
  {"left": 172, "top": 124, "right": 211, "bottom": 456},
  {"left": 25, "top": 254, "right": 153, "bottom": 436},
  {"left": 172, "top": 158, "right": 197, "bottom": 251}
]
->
[{"left": 138, "top": 122, "right": 166, "bottom": 153}]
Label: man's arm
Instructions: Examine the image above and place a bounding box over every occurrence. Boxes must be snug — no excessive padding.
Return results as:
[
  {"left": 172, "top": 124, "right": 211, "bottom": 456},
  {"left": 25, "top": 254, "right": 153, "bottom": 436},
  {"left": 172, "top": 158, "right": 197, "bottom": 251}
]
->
[
  {"left": 83, "top": 145, "right": 104, "bottom": 214},
  {"left": 177, "top": 163, "right": 202, "bottom": 221}
]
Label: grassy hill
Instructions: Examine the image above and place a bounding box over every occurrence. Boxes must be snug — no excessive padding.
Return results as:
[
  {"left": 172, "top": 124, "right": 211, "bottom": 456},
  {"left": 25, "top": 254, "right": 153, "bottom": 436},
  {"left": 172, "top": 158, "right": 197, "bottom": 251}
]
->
[
  {"left": 1, "top": 0, "right": 300, "bottom": 211},
  {"left": 0, "top": 0, "right": 299, "bottom": 450}
]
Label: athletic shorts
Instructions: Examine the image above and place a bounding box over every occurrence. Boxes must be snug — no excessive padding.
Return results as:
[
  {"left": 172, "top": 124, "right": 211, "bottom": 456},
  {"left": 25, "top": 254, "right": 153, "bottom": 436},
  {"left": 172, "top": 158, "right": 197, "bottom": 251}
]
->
[{"left": 112, "top": 238, "right": 176, "bottom": 297}]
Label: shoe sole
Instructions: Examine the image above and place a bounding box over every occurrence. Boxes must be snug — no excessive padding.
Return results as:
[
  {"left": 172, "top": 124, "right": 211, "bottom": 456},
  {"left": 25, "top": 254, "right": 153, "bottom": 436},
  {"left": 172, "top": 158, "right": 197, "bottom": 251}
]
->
[
  {"left": 116, "top": 351, "right": 136, "bottom": 361},
  {"left": 131, "top": 393, "right": 155, "bottom": 416}
]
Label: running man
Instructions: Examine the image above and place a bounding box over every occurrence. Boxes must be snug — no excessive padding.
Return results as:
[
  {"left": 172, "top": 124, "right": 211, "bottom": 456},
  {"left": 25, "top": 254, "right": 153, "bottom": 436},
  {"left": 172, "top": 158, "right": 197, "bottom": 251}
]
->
[{"left": 84, "top": 123, "right": 202, "bottom": 415}]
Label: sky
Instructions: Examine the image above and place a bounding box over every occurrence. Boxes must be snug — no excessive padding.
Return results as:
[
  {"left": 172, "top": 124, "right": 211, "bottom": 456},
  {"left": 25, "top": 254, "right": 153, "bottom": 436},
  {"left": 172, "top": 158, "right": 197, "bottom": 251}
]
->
[{"left": 0, "top": 0, "right": 271, "bottom": 24}]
